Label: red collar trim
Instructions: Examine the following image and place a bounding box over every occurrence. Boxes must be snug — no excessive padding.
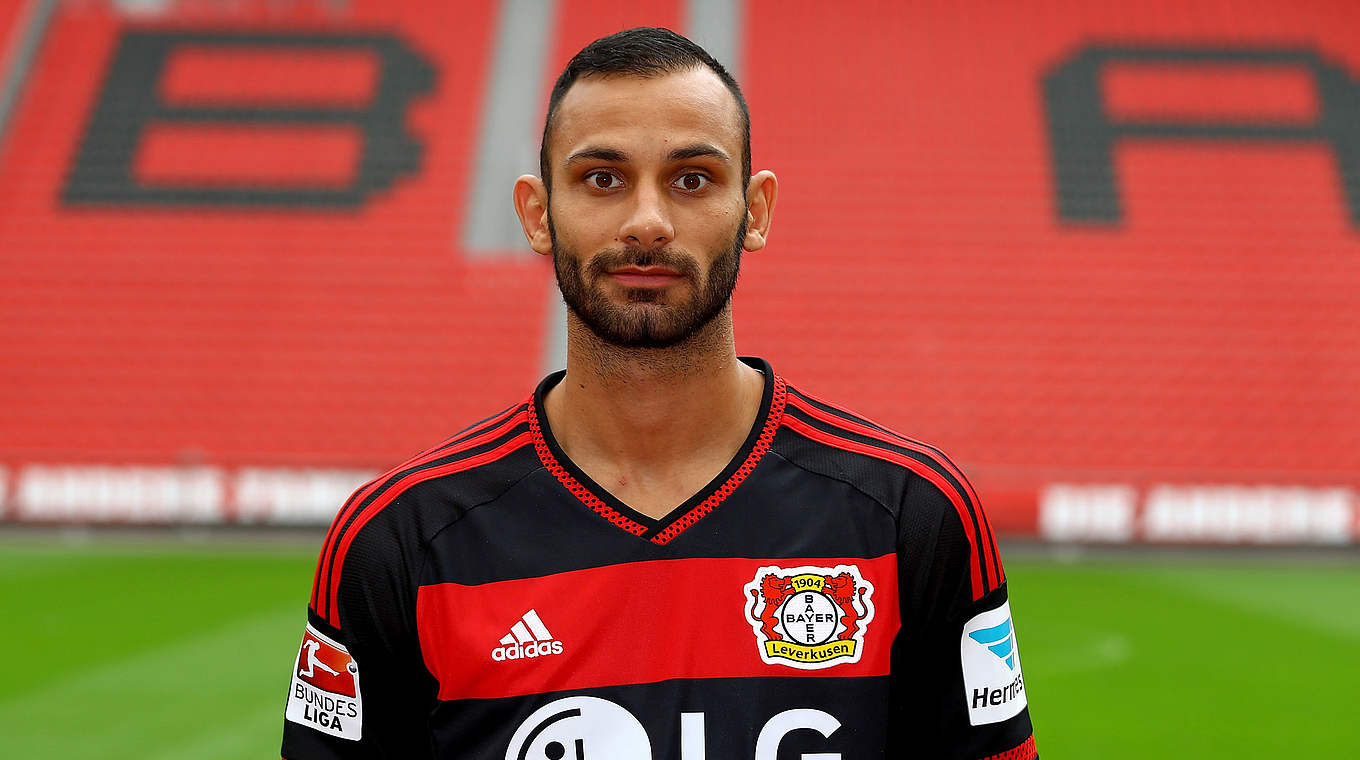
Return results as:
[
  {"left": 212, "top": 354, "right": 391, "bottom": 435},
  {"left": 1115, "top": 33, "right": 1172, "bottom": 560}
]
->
[
  {"left": 650, "top": 375, "right": 786, "bottom": 544},
  {"left": 528, "top": 375, "right": 787, "bottom": 545},
  {"left": 528, "top": 404, "right": 650, "bottom": 537}
]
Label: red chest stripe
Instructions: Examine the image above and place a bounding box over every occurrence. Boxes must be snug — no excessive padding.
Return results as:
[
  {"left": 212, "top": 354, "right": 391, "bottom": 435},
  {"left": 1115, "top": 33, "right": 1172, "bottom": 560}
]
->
[{"left": 416, "top": 555, "right": 899, "bottom": 701}]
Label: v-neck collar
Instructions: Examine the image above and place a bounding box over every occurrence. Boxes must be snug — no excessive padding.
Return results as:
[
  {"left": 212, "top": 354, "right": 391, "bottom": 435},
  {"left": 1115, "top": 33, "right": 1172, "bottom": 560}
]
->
[{"left": 528, "top": 356, "right": 787, "bottom": 545}]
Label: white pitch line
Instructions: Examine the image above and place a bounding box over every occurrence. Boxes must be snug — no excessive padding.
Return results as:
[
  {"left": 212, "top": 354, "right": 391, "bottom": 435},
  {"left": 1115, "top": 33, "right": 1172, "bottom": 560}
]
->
[{"left": 1032, "top": 630, "right": 1132, "bottom": 676}]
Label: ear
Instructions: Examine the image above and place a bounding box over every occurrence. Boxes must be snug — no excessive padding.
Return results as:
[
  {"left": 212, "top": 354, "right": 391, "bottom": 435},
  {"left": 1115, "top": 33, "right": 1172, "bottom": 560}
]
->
[
  {"left": 513, "top": 175, "right": 553, "bottom": 256},
  {"left": 742, "top": 170, "right": 779, "bottom": 252}
]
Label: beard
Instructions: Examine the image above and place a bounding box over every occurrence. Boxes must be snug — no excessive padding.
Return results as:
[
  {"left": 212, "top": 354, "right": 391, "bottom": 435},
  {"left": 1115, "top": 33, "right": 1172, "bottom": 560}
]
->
[{"left": 550, "top": 214, "right": 745, "bottom": 349}]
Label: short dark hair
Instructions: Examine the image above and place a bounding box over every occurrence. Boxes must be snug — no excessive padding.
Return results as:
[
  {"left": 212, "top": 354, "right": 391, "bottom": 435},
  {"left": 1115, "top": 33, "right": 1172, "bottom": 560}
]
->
[{"left": 539, "top": 27, "right": 751, "bottom": 193}]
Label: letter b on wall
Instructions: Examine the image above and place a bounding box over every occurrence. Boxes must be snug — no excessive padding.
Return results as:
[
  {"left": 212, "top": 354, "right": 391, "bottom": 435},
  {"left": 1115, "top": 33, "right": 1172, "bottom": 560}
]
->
[{"left": 63, "top": 31, "right": 435, "bottom": 208}]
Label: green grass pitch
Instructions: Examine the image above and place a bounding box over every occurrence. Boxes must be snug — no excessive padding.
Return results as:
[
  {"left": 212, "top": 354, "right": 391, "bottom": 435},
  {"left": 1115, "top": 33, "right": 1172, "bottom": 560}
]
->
[{"left": 2, "top": 538, "right": 1357, "bottom": 758}]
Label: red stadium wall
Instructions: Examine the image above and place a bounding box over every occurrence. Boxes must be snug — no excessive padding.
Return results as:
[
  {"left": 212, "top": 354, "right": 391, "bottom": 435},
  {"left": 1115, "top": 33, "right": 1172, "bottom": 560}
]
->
[{"left": 1, "top": 0, "right": 1357, "bottom": 543}]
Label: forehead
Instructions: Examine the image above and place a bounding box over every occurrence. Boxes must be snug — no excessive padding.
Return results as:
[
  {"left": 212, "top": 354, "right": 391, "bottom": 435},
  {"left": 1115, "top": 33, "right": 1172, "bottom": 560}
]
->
[{"left": 550, "top": 67, "right": 743, "bottom": 166}]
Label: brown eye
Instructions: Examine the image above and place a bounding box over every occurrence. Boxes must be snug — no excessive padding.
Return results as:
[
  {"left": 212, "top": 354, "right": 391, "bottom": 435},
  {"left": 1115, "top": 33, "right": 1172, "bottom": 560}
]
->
[
  {"left": 587, "top": 171, "right": 618, "bottom": 189},
  {"left": 677, "top": 173, "right": 709, "bottom": 191}
]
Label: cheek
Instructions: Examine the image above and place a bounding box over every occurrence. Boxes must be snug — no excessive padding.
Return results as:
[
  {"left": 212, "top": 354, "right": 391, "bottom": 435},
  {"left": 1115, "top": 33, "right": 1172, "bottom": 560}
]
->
[
  {"left": 549, "top": 206, "right": 592, "bottom": 245},
  {"left": 694, "top": 204, "right": 745, "bottom": 247},
  {"left": 554, "top": 198, "right": 625, "bottom": 244},
  {"left": 681, "top": 196, "right": 739, "bottom": 230}
]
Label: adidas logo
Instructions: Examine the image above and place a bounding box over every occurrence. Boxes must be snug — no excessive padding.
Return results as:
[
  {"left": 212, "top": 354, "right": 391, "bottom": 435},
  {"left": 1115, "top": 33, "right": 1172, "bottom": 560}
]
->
[{"left": 491, "top": 609, "right": 564, "bottom": 661}]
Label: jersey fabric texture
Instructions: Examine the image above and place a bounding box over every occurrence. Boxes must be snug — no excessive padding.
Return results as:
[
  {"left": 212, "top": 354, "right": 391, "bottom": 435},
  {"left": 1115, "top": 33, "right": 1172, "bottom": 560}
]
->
[{"left": 281, "top": 358, "right": 1037, "bottom": 760}]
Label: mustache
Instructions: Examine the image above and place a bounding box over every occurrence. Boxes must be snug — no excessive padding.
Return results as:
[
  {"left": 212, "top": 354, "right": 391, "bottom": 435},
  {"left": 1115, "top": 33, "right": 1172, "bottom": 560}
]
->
[{"left": 584, "top": 246, "right": 700, "bottom": 279}]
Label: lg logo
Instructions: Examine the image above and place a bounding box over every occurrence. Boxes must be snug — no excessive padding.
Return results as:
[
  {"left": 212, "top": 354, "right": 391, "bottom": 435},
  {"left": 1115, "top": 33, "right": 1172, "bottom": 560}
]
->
[{"left": 505, "top": 696, "right": 842, "bottom": 760}]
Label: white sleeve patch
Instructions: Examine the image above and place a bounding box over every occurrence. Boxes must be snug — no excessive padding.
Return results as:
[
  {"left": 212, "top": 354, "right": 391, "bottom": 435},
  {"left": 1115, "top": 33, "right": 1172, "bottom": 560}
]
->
[
  {"left": 285, "top": 623, "right": 363, "bottom": 741},
  {"left": 960, "top": 599, "right": 1027, "bottom": 726}
]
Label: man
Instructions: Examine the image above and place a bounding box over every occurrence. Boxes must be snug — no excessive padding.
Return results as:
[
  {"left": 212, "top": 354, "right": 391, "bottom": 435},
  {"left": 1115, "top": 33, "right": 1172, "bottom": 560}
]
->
[{"left": 282, "top": 27, "right": 1036, "bottom": 760}]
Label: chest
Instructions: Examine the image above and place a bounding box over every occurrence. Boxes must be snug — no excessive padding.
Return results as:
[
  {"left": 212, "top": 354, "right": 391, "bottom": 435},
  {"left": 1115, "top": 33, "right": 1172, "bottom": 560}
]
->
[
  {"left": 416, "top": 470, "right": 900, "bottom": 699},
  {"left": 413, "top": 466, "right": 904, "bottom": 758},
  {"left": 418, "top": 552, "right": 898, "bottom": 699}
]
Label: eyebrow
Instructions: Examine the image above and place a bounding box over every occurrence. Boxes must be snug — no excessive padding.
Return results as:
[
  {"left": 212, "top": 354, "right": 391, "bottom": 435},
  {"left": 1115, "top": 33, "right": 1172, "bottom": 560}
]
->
[
  {"left": 665, "top": 143, "right": 731, "bottom": 163},
  {"left": 563, "top": 143, "right": 732, "bottom": 166},
  {"left": 565, "top": 146, "right": 629, "bottom": 165}
]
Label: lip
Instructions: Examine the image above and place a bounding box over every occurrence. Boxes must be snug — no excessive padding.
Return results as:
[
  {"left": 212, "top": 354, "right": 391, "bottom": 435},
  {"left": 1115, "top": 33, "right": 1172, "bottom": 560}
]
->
[{"left": 607, "top": 266, "right": 683, "bottom": 288}]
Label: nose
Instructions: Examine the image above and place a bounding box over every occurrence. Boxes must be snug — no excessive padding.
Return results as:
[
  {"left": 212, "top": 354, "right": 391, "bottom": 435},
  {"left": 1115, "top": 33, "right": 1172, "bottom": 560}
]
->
[{"left": 617, "top": 183, "right": 674, "bottom": 249}]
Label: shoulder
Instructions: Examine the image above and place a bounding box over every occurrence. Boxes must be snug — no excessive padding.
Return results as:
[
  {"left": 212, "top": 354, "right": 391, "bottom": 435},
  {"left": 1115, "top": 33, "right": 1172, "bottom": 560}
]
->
[
  {"left": 309, "top": 398, "right": 543, "bottom": 627},
  {"left": 339, "top": 399, "right": 541, "bottom": 531},
  {"left": 774, "top": 379, "right": 976, "bottom": 514},
  {"left": 774, "top": 379, "right": 1003, "bottom": 600}
]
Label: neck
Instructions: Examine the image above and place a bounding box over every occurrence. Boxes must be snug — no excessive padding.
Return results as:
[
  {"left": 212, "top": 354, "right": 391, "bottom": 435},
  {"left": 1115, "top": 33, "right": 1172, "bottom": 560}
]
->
[{"left": 543, "top": 308, "right": 765, "bottom": 504}]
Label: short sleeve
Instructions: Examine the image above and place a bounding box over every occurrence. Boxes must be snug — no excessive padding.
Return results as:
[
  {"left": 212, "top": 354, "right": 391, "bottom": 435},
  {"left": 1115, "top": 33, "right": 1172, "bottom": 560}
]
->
[
  {"left": 889, "top": 473, "right": 1038, "bottom": 760},
  {"left": 281, "top": 505, "right": 437, "bottom": 759}
]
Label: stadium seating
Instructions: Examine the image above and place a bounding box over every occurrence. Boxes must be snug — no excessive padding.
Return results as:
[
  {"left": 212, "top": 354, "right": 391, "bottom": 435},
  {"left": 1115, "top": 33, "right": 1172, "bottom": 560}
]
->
[{"left": 1, "top": 0, "right": 1356, "bottom": 541}]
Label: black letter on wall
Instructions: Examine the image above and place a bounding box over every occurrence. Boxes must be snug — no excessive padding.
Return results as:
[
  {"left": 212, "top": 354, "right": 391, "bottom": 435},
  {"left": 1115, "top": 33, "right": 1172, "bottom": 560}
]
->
[
  {"left": 63, "top": 31, "right": 435, "bottom": 208},
  {"left": 1043, "top": 45, "right": 1360, "bottom": 227}
]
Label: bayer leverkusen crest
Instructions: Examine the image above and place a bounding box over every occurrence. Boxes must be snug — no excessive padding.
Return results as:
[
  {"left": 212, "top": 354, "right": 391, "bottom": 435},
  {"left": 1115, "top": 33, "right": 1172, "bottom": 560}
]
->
[{"left": 744, "top": 564, "right": 876, "bottom": 670}]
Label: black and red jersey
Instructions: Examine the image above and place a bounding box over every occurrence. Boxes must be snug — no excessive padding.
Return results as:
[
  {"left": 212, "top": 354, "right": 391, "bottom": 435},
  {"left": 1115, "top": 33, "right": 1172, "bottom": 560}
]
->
[{"left": 281, "top": 358, "right": 1037, "bottom": 760}]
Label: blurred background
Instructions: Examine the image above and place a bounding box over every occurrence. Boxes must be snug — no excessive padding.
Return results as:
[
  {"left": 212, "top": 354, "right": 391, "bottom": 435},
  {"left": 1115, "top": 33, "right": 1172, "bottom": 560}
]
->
[{"left": 0, "top": 0, "right": 1356, "bottom": 757}]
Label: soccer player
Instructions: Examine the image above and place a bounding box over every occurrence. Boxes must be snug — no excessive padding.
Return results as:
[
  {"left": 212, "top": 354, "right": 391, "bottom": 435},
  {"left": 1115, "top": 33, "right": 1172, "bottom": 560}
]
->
[{"left": 282, "top": 27, "right": 1036, "bottom": 760}]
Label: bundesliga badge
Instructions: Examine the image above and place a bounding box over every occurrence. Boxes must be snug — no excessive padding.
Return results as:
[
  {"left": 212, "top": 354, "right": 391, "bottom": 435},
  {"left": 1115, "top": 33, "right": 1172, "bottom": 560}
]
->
[
  {"left": 744, "top": 564, "right": 875, "bottom": 670},
  {"left": 285, "top": 623, "right": 363, "bottom": 740}
]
